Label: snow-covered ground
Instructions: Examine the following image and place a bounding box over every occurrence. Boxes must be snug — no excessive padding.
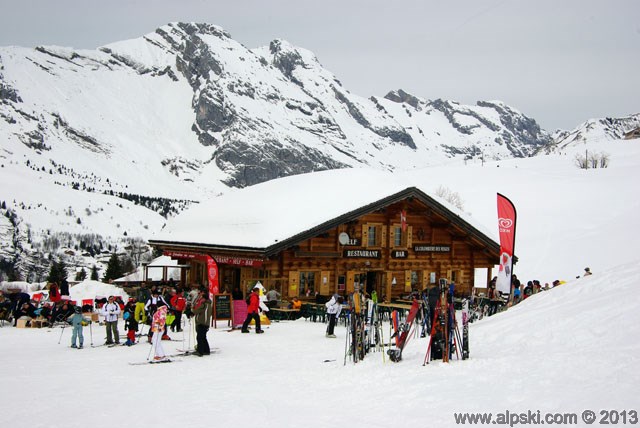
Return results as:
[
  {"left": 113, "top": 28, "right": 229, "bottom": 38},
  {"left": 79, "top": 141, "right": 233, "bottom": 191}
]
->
[
  {"left": 1, "top": 261, "right": 638, "bottom": 428},
  {"left": 1, "top": 123, "right": 639, "bottom": 427}
]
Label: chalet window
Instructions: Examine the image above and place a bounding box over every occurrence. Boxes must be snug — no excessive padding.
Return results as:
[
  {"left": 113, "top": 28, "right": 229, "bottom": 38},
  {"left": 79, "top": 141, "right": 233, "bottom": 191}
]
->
[
  {"left": 367, "top": 225, "right": 377, "bottom": 246},
  {"left": 390, "top": 224, "right": 412, "bottom": 248},
  {"left": 362, "top": 223, "right": 386, "bottom": 247},
  {"left": 394, "top": 226, "right": 402, "bottom": 247},
  {"left": 299, "top": 271, "right": 316, "bottom": 295},
  {"left": 411, "top": 271, "right": 420, "bottom": 289}
]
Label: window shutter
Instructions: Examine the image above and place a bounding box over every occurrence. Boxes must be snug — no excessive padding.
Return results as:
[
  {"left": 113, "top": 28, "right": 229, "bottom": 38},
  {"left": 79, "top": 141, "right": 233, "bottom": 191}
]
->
[
  {"left": 346, "top": 271, "right": 355, "bottom": 293},
  {"left": 362, "top": 224, "right": 369, "bottom": 248},
  {"left": 404, "top": 270, "right": 412, "bottom": 292},
  {"left": 406, "top": 226, "right": 413, "bottom": 248},
  {"left": 288, "top": 271, "right": 299, "bottom": 297},
  {"left": 389, "top": 226, "right": 396, "bottom": 248},
  {"left": 320, "top": 271, "right": 331, "bottom": 295},
  {"left": 380, "top": 225, "right": 387, "bottom": 247},
  {"left": 422, "top": 270, "right": 429, "bottom": 287}
]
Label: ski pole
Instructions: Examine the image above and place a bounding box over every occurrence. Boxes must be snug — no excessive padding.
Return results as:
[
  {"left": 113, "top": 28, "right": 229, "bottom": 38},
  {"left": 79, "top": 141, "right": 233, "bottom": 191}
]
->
[
  {"left": 57, "top": 324, "right": 66, "bottom": 344},
  {"left": 89, "top": 320, "right": 93, "bottom": 347},
  {"left": 147, "top": 332, "right": 155, "bottom": 361},
  {"left": 343, "top": 312, "right": 350, "bottom": 366}
]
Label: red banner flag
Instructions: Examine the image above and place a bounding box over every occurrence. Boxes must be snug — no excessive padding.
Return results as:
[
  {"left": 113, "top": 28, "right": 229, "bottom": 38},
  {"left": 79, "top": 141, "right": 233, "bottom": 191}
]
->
[
  {"left": 207, "top": 256, "right": 219, "bottom": 298},
  {"left": 496, "top": 193, "right": 517, "bottom": 295}
]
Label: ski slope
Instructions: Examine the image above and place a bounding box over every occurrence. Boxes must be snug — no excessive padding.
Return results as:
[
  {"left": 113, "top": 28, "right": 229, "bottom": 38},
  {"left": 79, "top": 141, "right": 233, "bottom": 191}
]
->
[{"left": 1, "top": 260, "right": 638, "bottom": 428}]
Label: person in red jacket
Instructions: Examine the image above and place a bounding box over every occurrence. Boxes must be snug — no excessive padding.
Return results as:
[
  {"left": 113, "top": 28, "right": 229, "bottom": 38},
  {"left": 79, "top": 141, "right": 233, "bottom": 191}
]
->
[
  {"left": 241, "top": 286, "right": 264, "bottom": 334},
  {"left": 169, "top": 289, "right": 187, "bottom": 332}
]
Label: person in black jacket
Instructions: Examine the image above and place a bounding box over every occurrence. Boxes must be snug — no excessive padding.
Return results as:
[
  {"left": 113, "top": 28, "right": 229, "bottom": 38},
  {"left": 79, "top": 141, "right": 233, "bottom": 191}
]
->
[
  {"left": 14, "top": 301, "right": 37, "bottom": 326},
  {"left": 190, "top": 288, "right": 212, "bottom": 356},
  {"left": 50, "top": 301, "right": 75, "bottom": 326},
  {"left": 60, "top": 279, "right": 69, "bottom": 296},
  {"left": 123, "top": 298, "right": 138, "bottom": 346},
  {"left": 0, "top": 291, "right": 12, "bottom": 322}
]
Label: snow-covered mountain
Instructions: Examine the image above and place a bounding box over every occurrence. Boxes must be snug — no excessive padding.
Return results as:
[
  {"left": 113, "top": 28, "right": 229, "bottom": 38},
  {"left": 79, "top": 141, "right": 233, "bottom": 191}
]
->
[
  {"left": 0, "top": 22, "right": 638, "bottom": 281},
  {"left": 548, "top": 114, "right": 640, "bottom": 152}
]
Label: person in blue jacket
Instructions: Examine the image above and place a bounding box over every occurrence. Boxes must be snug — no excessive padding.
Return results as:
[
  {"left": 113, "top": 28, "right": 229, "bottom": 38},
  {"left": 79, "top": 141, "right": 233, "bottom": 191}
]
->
[{"left": 68, "top": 306, "right": 91, "bottom": 349}]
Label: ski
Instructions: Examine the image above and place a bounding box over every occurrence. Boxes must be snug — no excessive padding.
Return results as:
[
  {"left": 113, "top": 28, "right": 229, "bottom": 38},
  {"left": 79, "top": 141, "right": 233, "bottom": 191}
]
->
[
  {"left": 387, "top": 299, "right": 421, "bottom": 362},
  {"left": 129, "top": 358, "right": 180, "bottom": 365},
  {"left": 175, "top": 347, "right": 219, "bottom": 353},
  {"left": 461, "top": 298, "right": 469, "bottom": 360}
]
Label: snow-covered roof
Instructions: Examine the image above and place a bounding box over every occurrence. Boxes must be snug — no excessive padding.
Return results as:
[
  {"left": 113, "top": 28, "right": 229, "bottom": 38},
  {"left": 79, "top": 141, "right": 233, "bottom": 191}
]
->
[
  {"left": 151, "top": 168, "right": 498, "bottom": 254},
  {"left": 113, "top": 256, "right": 182, "bottom": 282}
]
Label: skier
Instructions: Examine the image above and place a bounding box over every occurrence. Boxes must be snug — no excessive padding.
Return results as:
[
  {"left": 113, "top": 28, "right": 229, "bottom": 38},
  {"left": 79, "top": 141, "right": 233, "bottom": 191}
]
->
[
  {"left": 101, "top": 295, "right": 121, "bottom": 345},
  {"left": 135, "top": 283, "right": 151, "bottom": 324},
  {"left": 67, "top": 306, "right": 90, "bottom": 349},
  {"left": 169, "top": 289, "right": 187, "bottom": 332},
  {"left": 241, "top": 286, "right": 264, "bottom": 333},
  {"left": 123, "top": 297, "right": 138, "bottom": 346},
  {"left": 325, "top": 294, "right": 343, "bottom": 338},
  {"left": 150, "top": 305, "right": 169, "bottom": 361},
  {"left": 191, "top": 288, "right": 212, "bottom": 356},
  {"left": 145, "top": 289, "right": 170, "bottom": 342}
]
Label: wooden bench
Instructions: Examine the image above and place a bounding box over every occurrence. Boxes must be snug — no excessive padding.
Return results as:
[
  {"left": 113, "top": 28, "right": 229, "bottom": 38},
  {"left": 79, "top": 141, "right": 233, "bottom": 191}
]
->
[{"left": 30, "top": 317, "right": 48, "bottom": 328}]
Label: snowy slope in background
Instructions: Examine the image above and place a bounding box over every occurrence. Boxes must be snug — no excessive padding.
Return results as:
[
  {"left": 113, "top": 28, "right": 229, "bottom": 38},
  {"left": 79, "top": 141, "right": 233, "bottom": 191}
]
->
[{"left": 0, "top": 260, "right": 638, "bottom": 428}]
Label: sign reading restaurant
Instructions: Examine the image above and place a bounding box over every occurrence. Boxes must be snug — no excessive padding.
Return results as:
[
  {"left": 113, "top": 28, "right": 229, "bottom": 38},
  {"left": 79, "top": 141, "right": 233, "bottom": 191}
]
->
[
  {"left": 343, "top": 249, "right": 381, "bottom": 259},
  {"left": 413, "top": 244, "right": 451, "bottom": 253}
]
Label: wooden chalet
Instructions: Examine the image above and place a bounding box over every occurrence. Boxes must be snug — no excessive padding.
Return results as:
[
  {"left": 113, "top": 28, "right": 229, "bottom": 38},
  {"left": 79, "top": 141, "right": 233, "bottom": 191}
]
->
[
  {"left": 149, "top": 170, "right": 501, "bottom": 300},
  {"left": 624, "top": 127, "right": 640, "bottom": 140}
]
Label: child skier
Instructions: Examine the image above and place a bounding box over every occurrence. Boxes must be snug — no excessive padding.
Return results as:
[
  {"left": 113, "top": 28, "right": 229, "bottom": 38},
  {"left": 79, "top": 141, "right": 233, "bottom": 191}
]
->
[
  {"left": 123, "top": 297, "right": 138, "bottom": 346},
  {"left": 150, "top": 305, "right": 169, "bottom": 362},
  {"left": 67, "top": 306, "right": 91, "bottom": 349}
]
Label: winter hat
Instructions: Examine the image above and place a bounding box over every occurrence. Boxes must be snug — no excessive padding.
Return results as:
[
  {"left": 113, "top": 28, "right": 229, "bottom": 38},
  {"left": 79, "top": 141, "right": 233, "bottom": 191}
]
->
[
  {"left": 584, "top": 267, "right": 591, "bottom": 272},
  {"left": 74, "top": 306, "right": 81, "bottom": 314}
]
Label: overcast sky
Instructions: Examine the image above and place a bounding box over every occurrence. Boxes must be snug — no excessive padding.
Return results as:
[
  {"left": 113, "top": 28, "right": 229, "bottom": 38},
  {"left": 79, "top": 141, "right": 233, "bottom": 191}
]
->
[{"left": 1, "top": 0, "right": 638, "bottom": 131}]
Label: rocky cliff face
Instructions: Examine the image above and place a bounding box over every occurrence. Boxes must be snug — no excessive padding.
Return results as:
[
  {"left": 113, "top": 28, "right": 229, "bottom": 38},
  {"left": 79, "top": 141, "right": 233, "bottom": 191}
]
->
[{"left": 1, "top": 22, "right": 554, "bottom": 193}]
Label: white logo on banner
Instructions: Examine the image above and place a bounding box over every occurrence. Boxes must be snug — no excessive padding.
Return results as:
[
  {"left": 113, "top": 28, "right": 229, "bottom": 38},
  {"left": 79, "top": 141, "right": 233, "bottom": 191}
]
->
[{"left": 498, "top": 218, "right": 513, "bottom": 231}]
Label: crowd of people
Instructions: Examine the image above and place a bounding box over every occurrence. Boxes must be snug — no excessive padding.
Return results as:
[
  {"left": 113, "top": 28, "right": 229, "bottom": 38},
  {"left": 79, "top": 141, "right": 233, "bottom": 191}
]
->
[
  {"left": 2, "top": 267, "right": 596, "bottom": 360},
  {"left": 0, "top": 280, "right": 215, "bottom": 361}
]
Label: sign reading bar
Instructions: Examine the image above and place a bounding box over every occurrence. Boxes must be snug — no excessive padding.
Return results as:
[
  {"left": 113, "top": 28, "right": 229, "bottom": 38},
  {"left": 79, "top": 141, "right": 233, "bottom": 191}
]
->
[
  {"left": 343, "top": 249, "right": 381, "bottom": 259},
  {"left": 213, "top": 255, "right": 263, "bottom": 267},
  {"left": 413, "top": 244, "right": 451, "bottom": 253},
  {"left": 391, "top": 250, "right": 408, "bottom": 259}
]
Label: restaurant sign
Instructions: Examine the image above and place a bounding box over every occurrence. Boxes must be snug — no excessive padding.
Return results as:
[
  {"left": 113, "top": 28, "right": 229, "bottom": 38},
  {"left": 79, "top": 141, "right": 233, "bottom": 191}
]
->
[
  {"left": 164, "top": 250, "right": 263, "bottom": 267},
  {"left": 343, "top": 249, "right": 381, "bottom": 259},
  {"left": 413, "top": 244, "right": 451, "bottom": 253}
]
